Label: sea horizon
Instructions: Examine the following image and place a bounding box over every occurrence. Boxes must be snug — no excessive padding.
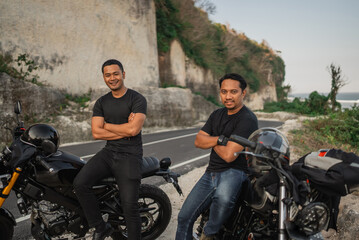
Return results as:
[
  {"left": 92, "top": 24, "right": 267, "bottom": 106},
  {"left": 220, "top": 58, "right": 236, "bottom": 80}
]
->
[{"left": 288, "top": 92, "right": 359, "bottom": 109}]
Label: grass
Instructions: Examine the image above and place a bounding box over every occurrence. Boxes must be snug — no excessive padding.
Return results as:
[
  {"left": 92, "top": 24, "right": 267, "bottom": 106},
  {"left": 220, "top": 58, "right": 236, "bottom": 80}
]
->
[{"left": 289, "top": 107, "right": 359, "bottom": 158}]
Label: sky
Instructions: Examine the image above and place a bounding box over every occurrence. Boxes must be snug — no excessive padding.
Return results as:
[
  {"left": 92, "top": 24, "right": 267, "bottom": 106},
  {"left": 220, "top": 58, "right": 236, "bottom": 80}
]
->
[{"left": 207, "top": 0, "right": 359, "bottom": 94}]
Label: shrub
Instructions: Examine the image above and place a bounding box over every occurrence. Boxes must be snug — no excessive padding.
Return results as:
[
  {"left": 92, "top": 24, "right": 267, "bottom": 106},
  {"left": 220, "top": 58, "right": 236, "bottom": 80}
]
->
[{"left": 306, "top": 106, "right": 359, "bottom": 149}]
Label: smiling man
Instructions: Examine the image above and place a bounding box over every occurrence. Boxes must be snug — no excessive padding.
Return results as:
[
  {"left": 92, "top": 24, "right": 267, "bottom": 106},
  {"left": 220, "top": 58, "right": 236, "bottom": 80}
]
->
[
  {"left": 176, "top": 73, "right": 258, "bottom": 240},
  {"left": 74, "top": 59, "right": 147, "bottom": 240}
]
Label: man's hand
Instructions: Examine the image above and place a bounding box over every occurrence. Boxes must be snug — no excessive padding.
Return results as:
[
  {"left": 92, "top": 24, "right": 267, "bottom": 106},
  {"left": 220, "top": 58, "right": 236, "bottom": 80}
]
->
[
  {"left": 128, "top": 112, "right": 135, "bottom": 122},
  {"left": 92, "top": 116, "right": 125, "bottom": 140},
  {"left": 194, "top": 130, "right": 218, "bottom": 149},
  {"left": 104, "top": 113, "right": 146, "bottom": 137},
  {"left": 194, "top": 130, "right": 244, "bottom": 163}
]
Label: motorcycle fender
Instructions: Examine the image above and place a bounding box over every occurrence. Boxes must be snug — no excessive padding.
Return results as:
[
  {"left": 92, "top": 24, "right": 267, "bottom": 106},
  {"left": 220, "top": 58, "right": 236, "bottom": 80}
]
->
[
  {"left": 0, "top": 207, "right": 16, "bottom": 226},
  {"left": 284, "top": 221, "right": 308, "bottom": 240}
]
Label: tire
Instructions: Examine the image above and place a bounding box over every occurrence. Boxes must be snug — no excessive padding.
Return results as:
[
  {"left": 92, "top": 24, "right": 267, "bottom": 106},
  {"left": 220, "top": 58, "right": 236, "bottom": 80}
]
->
[
  {"left": 111, "top": 184, "right": 172, "bottom": 240},
  {"left": 0, "top": 214, "right": 14, "bottom": 240}
]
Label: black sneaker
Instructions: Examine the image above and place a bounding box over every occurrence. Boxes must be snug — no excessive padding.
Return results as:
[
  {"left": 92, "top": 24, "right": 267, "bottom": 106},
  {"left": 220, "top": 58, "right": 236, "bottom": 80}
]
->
[{"left": 92, "top": 223, "right": 114, "bottom": 240}]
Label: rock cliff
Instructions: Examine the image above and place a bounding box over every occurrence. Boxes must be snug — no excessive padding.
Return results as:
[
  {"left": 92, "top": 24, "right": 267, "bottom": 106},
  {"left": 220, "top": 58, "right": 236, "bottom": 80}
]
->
[
  {"left": 0, "top": 0, "right": 159, "bottom": 94},
  {"left": 0, "top": 0, "right": 283, "bottom": 146}
]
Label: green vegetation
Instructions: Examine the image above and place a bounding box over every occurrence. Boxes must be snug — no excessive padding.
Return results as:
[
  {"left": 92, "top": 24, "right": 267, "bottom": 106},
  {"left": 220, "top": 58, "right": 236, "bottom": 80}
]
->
[
  {"left": 264, "top": 93, "right": 359, "bottom": 152},
  {"left": 65, "top": 91, "right": 92, "bottom": 108},
  {"left": 263, "top": 63, "right": 357, "bottom": 155},
  {"left": 327, "top": 63, "right": 347, "bottom": 111},
  {"left": 15, "top": 54, "right": 40, "bottom": 84},
  {"left": 276, "top": 84, "right": 291, "bottom": 101},
  {"left": 308, "top": 107, "right": 359, "bottom": 149},
  {"left": 0, "top": 53, "right": 21, "bottom": 78},
  {"left": 263, "top": 91, "right": 331, "bottom": 116},
  {"left": 155, "top": 0, "right": 182, "bottom": 53},
  {"left": 154, "top": 0, "right": 285, "bottom": 92},
  {"left": 291, "top": 106, "right": 359, "bottom": 155},
  {"left": 0, "top": 53, "right": 41, "bottom": 84},
  {"left": 264, "top": 97, "right": 358, "bottom": 155},
  {"left": 194, "top": 91, "right": 222, "bottom": 107}
]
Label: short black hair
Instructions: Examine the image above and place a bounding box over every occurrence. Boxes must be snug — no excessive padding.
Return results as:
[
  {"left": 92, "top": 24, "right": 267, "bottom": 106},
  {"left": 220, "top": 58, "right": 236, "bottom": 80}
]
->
[
  {"left": 219, "top": 73, "right": 247, "bottom": 91},
  {"left": 101, "top": 59, "right": 124, "bottom": 73}
]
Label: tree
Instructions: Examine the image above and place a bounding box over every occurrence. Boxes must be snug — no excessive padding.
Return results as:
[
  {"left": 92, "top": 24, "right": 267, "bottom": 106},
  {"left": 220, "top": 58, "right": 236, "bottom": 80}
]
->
[
  {"left": 276, "top": 84, "right": 291, "bottom": 101},
  {"left": 307, "top": 91, "right": 329, "bottom": 115},
  {"left": 194, "top": 0, "right": 216, "bottom": 14},
  {"left": 327, "top": 63, "right": 347, "bottom": 111}
]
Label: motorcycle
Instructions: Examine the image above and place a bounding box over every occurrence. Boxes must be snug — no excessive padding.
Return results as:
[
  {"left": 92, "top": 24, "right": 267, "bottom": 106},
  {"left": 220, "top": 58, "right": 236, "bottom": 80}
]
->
[
  {"left": 193, "top": 127, "right": 359, "bottom": 240},
  {"left": 0, "top": 101, "right": 183, "bottom": 240}
]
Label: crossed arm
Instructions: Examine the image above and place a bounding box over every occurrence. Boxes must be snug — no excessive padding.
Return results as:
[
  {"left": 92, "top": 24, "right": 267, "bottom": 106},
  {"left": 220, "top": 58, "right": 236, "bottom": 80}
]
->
[
  {"left": 194, "top": 130, "right": 244, "bottom": 163},
  {"left": 91, "top": 113, "right": 146, "bottom": 140}
]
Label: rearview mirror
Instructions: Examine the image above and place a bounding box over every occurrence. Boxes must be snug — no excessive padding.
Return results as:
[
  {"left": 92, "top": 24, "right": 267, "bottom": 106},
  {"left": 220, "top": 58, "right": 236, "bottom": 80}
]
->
[{"left": 14, "top": 101, "right": 22, "bottom": 114}]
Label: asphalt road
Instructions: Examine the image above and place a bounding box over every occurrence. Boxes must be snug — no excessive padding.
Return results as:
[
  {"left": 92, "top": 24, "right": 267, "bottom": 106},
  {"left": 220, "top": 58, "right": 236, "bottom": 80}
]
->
[{"left": 4, "top": 119, "right": 282, "bottom": 239}]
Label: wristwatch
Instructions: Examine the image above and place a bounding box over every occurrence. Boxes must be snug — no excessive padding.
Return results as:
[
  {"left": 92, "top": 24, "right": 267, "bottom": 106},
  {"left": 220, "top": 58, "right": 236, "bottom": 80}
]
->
[{"left": 217, "top": 135, "right": 228, "bottom": 146}]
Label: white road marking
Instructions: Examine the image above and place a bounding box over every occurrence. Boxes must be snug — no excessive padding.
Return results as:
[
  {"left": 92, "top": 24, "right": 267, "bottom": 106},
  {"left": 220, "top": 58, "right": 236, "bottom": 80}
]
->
[
  {"left": 16, "top": 214, "right": 30, "bottom": 223},
  {"left": 170, "top": 153, "right": 210, "bottom": 170},
  {"left": 80, "top": 132, "right": 198, "bottom": 159}
]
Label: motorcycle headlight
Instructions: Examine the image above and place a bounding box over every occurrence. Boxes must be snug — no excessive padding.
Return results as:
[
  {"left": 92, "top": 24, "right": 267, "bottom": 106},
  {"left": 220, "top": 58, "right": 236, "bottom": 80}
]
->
[
  {"left": 1, "top": 146, "right": 12, "bottom": 163},
  {"left": 294, "top": 202, "right": 329, "bottom": 235}
]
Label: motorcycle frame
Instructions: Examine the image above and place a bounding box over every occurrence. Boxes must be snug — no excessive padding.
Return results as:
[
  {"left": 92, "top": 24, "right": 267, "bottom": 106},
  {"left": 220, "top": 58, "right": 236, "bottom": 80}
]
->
[
  {"left": 0, "top": 167, "right": 22, "bottom": 207},
  {"left": 278, "top": 177, "right": 287, "bottom": 240}
]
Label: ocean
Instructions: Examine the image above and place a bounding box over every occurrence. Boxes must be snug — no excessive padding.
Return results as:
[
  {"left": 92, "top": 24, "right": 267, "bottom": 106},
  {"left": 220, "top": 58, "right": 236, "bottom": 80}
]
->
[{"left": 288, "top": 92, "right": 359, "bottom": 109}]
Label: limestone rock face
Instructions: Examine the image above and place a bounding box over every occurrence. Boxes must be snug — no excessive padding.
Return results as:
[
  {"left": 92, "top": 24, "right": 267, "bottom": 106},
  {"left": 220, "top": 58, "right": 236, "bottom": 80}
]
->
[
  {"left": 0, "top": 0, "right": 159, "bottom": 94},
  {"left": 160, "top": 40, "right": 278, "bottom": 110},
  {"left": 245, "top": 83, "right": 278, "bottom": 110},
  {"left": 159, "top": 40, "right": 218, "bottom": 99},
  {"left": 0, "top": 73, "right": 66, "bottom": 145},
  {"left": 0, "top": 73, "right": 65, "bottom": 118}
]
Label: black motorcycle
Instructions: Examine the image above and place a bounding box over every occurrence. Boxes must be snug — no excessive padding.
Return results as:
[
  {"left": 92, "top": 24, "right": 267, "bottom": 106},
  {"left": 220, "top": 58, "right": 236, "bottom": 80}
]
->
[
  {"left": 193, "top": 127, "right": 359, "bottom": 240},
  {"left": 0, "top": 101, "right": 183, "bottom": 240}
]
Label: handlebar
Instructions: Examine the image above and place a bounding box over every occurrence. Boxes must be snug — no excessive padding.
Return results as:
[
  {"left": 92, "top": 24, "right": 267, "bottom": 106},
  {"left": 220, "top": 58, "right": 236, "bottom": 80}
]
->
[
  {"left": 35, "top": 155, "right": 54, "bottom": 173},
  {"left": 229, "top": 134, "right": 257, "bottom": 149},
  {"left": 161, "top": 171, "right": 183, "bottom": 196}
]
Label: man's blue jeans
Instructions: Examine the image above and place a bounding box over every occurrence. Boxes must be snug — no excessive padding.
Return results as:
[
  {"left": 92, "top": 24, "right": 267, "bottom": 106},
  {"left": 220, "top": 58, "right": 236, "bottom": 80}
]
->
[{"left": 176, "top": 168, "right": 248, "bottom": 240}]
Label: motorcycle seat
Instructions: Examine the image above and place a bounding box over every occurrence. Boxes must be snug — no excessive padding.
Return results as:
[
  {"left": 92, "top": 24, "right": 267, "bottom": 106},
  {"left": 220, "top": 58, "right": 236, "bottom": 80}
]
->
[
  {"left": 99, "top": 156, "right": 161, "bottom": 183},
  {"left": 141, "top": 156, "right": 160, "bottom": 178}
]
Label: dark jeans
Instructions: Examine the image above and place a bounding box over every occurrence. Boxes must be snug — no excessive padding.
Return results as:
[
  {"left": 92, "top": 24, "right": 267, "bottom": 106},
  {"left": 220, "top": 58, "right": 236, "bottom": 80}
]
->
[
  {"left": 73, "top": 148, "right": 142, "bottom": 240},
  {"left": 176, "top": 168, "right": 248, "bottom": 240}
]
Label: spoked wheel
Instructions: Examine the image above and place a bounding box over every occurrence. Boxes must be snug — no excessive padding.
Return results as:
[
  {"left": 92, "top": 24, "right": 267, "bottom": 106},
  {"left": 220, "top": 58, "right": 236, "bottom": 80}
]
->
[{"left": 111, "top": 184, "right": 172, "bottom": 240}]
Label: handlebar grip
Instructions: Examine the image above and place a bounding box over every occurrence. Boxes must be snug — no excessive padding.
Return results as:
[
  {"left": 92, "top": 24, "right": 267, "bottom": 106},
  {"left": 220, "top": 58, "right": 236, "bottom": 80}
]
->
[
  {"left": 229, "top": 135, "right": 257, "bottom": 149},
  {"left": 36, "top": 156, "right": 54, "bottom": 173}
]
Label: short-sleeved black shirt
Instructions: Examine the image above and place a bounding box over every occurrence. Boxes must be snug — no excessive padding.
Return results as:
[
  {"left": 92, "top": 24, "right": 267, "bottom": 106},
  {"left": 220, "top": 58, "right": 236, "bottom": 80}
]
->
[
  {"left": 201, "top": 105, "right": 258, "bottom": 173},
  {"left": 92, "top": 89, "right": 147, "bottom": 154}
]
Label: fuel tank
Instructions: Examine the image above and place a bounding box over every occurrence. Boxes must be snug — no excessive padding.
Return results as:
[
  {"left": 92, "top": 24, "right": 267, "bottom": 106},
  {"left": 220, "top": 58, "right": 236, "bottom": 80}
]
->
[{"left": 35, "top": 150, "right": 86, "bottom": 187}]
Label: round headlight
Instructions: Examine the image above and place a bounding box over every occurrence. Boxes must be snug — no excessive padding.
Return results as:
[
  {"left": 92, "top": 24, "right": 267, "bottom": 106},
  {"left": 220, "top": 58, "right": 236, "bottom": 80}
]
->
[{"left": 294, "top": 202, "right": 329, "bottom": 235}]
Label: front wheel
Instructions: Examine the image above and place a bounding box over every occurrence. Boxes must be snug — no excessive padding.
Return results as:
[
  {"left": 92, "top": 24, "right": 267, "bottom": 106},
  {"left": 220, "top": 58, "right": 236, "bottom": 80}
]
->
[
  {"left": 111, "top": 184, "right": 172, "bottom": 240},
  {"left": 0, "top": 214, "right": 14, "bottom": 240}
]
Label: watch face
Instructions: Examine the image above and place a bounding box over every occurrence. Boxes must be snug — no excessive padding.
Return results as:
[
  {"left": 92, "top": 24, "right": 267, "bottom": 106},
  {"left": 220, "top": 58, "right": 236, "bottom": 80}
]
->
[{"left": 218, "top": 135, "right": 224, "bottom": 145}]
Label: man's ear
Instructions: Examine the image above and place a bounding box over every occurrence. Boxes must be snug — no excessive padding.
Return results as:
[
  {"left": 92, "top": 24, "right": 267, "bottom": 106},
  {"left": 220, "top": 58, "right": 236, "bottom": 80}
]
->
[
  {"left": 242, "top": 89, "right": 247, "bottom": 97},
  {"left": 122, "top": 71, "right": 126, "bottom": 79}
]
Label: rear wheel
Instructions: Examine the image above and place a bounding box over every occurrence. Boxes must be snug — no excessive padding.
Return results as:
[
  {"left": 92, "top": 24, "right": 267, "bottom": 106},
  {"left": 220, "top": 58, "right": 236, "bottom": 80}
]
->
[
  {"left": 0, "top": 214, "right": 14, "bottom": 240},
  {"left": 111, "top": 184, "right": 172, "bottom": 240}
]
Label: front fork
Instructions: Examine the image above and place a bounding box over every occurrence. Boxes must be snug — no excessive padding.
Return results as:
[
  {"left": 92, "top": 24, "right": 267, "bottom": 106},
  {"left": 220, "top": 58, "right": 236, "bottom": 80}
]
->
[
  {"left": 278, "top": 177, "right": 287, "bottom": 240},
  {"left": 0, "top": 168, "right": 22, "bottom": 207}
]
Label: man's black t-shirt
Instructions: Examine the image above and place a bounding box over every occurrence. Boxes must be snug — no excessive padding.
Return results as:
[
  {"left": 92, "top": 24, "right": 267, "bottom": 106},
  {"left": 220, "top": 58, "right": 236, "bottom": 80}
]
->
[
  {"left": 201, "top": 105, "right": 258, "bottom": 173},
  {"left": 92, "top": 89, "right": 147, "bottom": 154}
]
